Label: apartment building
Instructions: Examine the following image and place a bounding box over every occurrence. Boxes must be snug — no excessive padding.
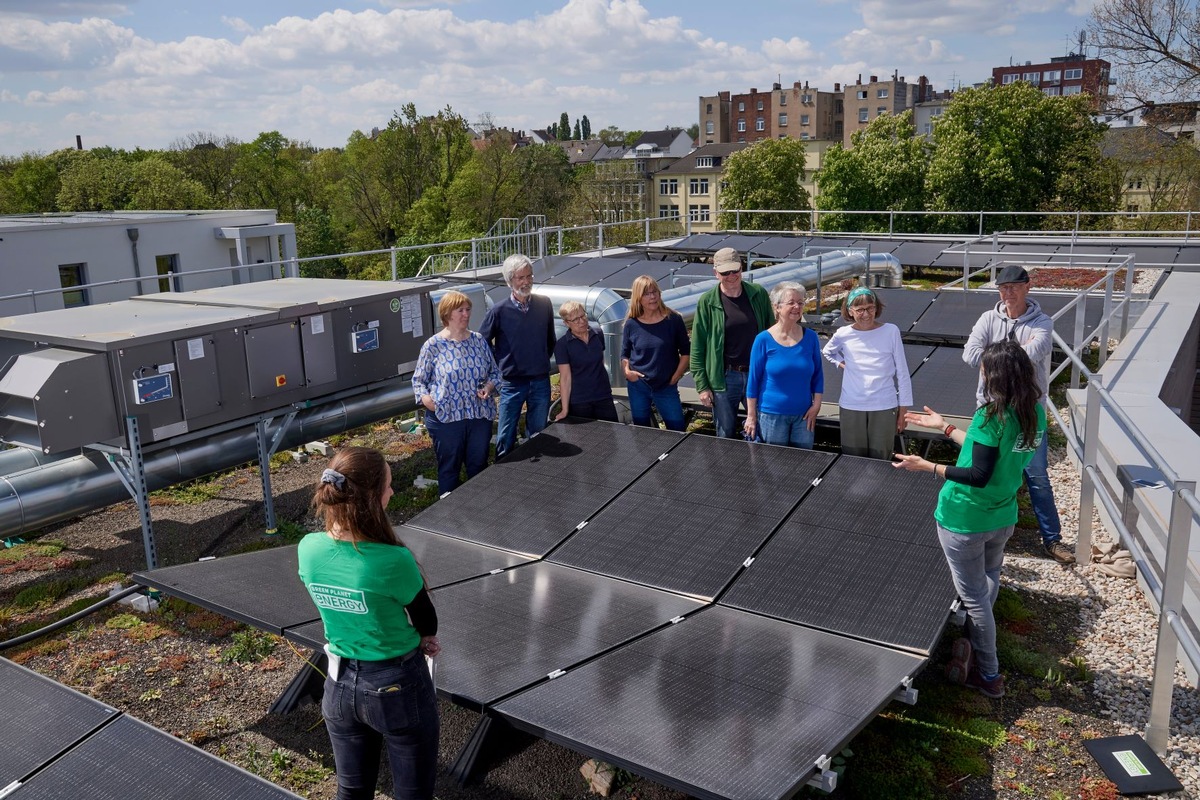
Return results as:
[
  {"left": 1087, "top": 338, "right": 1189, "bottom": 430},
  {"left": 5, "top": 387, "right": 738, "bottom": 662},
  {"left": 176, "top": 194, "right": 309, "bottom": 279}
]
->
[
  {"left": 699, "top": 92, "right": 732, "bottom": 145},
  {"left": 842, "top": 74, "right": 931, "bottom": 146},
  {"left": 730, "top": 88, "right": 774, "bottom": 143},
  {"left": 651, "top": 143, "right": 747, "bottom": 232},
  {"left": 702, "top": 82, "right": 844, "bottom": 145},
  {"left": 991, "top": 54, "right": 1112, "bottom": 110}
]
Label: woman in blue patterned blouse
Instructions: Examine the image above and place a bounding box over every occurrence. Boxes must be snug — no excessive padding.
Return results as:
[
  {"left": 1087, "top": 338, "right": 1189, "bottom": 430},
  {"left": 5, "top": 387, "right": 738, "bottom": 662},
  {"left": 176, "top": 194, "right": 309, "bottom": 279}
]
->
[{"left": 412, "top": 291, "right": 501, "bottom": 494}]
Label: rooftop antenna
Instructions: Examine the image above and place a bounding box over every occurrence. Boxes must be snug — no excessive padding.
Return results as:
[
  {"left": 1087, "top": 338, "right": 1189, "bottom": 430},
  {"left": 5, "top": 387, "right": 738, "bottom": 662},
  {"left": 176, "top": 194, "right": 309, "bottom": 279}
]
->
[{"left": 1078, "top": 30, "right": 1087, "bottom": 57}]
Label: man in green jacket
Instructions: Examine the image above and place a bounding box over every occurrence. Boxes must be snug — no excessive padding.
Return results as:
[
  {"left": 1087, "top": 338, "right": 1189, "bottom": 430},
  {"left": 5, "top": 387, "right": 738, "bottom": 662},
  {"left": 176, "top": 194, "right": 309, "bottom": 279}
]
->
[{"left": 690, "top": 247, "right": 776, "bottom": 438}]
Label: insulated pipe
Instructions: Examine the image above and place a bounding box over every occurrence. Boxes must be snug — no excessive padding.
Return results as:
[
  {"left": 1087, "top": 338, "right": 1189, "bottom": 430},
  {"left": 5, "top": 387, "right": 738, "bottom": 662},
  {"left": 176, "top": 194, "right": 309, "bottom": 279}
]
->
[{"left": 0, "top": 384, "right": 417, "bottom": 536}]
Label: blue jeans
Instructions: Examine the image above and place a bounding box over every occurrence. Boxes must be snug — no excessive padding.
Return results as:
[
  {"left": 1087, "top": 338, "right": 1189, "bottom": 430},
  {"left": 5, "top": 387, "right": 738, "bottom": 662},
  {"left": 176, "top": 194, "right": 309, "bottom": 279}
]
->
[
  {"left": 711, "top": 369, "right": 747, "bottom": 439},
  {"left": 425, "top": 413, "right": 491, "bottom": 495},
  {"left": 568, "top": 398, "right": 619, "bottom": 422},
  {"left": 322, "top": 650, "right": 439, "bottom": 800},
  {"left": 495, "top": 377, "right": 551, "bottom": 460},
  {"left": 627, "top": 379, "right": 686, "bottom": 431},
  {"left": 758, "top": 412, "right": 814, "bottom": 449},
  {"left": 937, "top": 523, "right": 1013, "bottom": 677},
  {"left": 1024, "top": 433, "right": 1062, "bottom": 547}
]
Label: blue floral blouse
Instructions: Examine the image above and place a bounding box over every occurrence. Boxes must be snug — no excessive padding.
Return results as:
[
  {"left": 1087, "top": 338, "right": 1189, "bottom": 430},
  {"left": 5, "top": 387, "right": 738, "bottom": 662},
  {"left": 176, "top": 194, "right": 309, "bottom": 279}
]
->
[{"left": 411, "top": 332, "right": 501, "bottom": 423}]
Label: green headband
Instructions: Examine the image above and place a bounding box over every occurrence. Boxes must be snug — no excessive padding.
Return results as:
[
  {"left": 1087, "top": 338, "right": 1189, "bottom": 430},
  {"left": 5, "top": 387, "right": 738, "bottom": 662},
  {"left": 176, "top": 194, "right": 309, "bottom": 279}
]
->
[{"left": 848, "top": 287, "right": 875, "bottom": 304}]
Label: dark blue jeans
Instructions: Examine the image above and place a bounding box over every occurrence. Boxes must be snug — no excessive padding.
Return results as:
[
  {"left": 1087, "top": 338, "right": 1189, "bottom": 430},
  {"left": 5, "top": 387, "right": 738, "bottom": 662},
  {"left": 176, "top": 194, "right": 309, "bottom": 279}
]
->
[
  {"left": 322, "top": 650, "right": 439, "bottom": 800},
  {"left": 626, "top": 379, "right": 686, "bottom": 431},
  {"left": 496, "top": 378, "right": 551, "bottom": 459},
  {"left": 1024, "top": 433, "right": 1062, "bottom": 547},
  {"left": 425, "top": 413, "right": 492, "bottom": 495}
]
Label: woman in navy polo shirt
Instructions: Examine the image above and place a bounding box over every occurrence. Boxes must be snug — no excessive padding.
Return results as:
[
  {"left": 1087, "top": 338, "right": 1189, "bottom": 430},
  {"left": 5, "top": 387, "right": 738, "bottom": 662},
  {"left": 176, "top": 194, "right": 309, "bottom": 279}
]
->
[
  {"left": 621, "top": 275, "right": 690, "bottom": 431},
  {"left": 554, "top": 300, "right": 618, "bottom": 422}
]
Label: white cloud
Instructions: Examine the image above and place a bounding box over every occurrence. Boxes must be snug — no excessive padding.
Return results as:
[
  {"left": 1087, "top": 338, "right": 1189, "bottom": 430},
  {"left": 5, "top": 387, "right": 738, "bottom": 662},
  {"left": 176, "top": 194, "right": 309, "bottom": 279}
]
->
[
  {"left": 221, "top": 16, "right": 255, "bottom": 35},
  {"left": 25, "top": 86, "right": 88, "bottom": 104},
  {"left": 0, "top": 16, "right": 135, "bottom": 71},
  {"left": 762, "top": 37, "right": 816, "bottom": 64}
]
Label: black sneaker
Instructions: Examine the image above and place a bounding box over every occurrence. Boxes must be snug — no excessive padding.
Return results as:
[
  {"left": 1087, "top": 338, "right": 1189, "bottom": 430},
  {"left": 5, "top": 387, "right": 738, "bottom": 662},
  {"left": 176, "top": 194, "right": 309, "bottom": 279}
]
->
[
  {"left": 965, "top": 667, "right": 1005, "bottom": 699},
  {"left": 1044, "top": 541, "right": 1076, "bottom": 565}
]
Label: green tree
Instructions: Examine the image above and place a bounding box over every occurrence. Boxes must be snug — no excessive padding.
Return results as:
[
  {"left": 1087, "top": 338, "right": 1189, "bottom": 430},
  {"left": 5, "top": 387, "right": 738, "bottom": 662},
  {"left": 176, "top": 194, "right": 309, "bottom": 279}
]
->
[
  {"left": 686, "top": 122, "right": 700, "bottom": 142},
  {"left": 559, "top": 112, "right": 571, "bottom": 140},
  {"left": 597, "top": 126, "right": 624, "bottom": 146},
  {"left": 926, "top": 83, "right": 1113, "bottom": 233},
  {"left": 56, "top": 150, "right": 134, "bottom": 211},
  {"left": 127, "top": 157, "right": 211, "bottom": 209},
  {"left": 816, "top": 110, "right": 930, "bottom": 233},
  {"left": 717, "top": 137, "right": 810, "bottom": 230},
  {"left": 168, "top": 132, "right": 241, "bottom": 207},
  {"left": 581, "top": 115, "right": 592, "bottom": 139},
  {"left": 294, "top": 206, "right": 348, "bottom": 277},
  {"left": 231, "top": 131, "right": 313, "bottom": 220},
  {"left": 0, "top": 153, "right": 62, "bottom": 213},
  {"left": 622, "top": 130, "right": 643, "bottom": 147},
  {"left": 573, "top": 119, "right": 582, "bottom": 140}
]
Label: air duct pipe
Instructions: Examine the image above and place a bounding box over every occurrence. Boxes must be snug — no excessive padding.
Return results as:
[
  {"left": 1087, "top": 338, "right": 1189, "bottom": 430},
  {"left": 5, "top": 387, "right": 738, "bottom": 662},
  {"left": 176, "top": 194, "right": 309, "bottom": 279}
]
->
[{"left": 0, "top": 383, "right": 417, "bottom": 536}]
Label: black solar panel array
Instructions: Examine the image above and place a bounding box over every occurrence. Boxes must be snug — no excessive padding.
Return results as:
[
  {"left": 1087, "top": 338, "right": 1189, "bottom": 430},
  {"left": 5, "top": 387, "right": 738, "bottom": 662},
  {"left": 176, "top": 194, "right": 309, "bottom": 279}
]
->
[
  {"left": 909, "top": 346, "right": 981, "bottom": 421},
  {"left": 1, "top": 659, "right": 301, "bottom": 800},
  {"left": 134, "top": 421, "right": 953, "bottom": 800}
]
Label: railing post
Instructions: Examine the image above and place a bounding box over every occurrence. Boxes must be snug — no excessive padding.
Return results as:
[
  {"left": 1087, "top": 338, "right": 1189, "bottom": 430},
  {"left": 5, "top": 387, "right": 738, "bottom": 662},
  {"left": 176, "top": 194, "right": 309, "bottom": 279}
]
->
[
  {"left": 810, "top": 208, "right": 817, "bottom": 232},
  {"left": 1099, "top": 270, "right": 1114, "bottom": 369},
  {"left": 815, "top": 254, "right": 823, "bottom": 314},
  {"left": 1186, "top": 211, "right": 1192, "bottom": 242},
  {"left": 557, "top": 228, "right": 564, "bottom": 255},
  {"left": 645, "top": 217, "right": 650, "bottom": 243},
  {"left": 736, "top": 210, "right": 741, "bottom": 232},
  {"left": 471, "top": 238, "right": 478, "bottom": 271},
  {"left": 597, "top": 221, "right": 604, "bottom": 254},
  {"left": 390, "top": 248, "right": 397, "bottom": 281},
  {"left": 889, "top": 211, "right": 894, "bottom": 237},
  {"left": 1146, "top": 478, "right": 1198, "bottom": 754},
  {"left": 1074, "top": 209, "right": 1081, "bottom": 236},
  {"left": 1072, "top": 296, "right": 1087, "bottom": 389},
  {"left": 1075, "top": 376, "right": 1103, "bottom": 561},
  {"left": 1121, "top": 255, "right": 1134, "bottom": 339},
  {"left": 978, "top": 211, "right": 984, "bottom": 236}
]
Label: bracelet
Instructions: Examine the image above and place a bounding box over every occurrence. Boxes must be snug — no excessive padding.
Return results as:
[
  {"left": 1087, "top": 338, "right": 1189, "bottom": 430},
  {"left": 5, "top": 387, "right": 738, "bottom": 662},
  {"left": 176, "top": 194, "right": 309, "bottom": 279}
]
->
[{"left": 944, "top": 424, "right": 956, "bottom": 437}]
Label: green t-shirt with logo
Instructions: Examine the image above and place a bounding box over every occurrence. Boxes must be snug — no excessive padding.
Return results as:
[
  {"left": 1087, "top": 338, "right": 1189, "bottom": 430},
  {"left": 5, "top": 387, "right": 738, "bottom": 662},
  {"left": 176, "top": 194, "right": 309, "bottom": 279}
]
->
[
  {"left": 297, "top": 532, "right": 423, "bottom": 660},
  {"left": 934, "top": 404, "right": 1045, "bottom": 534}
]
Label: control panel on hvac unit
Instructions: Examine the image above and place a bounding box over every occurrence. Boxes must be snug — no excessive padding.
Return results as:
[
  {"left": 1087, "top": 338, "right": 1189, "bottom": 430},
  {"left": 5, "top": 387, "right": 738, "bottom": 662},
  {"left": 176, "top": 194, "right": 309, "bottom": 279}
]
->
[{"left": 0, "top": 278, "right": 435, "bottom": 453}]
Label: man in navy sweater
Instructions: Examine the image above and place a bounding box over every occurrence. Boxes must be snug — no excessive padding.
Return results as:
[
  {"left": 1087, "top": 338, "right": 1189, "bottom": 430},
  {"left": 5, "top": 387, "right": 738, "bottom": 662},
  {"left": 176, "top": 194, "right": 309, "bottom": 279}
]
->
[{"left": 480, "top": 254, "right": 556, "bottom": 459}]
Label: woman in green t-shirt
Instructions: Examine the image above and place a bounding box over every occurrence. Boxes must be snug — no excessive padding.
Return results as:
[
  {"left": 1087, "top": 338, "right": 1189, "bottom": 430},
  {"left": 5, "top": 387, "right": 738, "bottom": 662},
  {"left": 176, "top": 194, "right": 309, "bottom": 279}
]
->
[
  {"left": 893, "top": 340, "right": 1045, "bottom": 700},
  {"left": 298, "top": 447, "right": 440, "bottom": 800}
]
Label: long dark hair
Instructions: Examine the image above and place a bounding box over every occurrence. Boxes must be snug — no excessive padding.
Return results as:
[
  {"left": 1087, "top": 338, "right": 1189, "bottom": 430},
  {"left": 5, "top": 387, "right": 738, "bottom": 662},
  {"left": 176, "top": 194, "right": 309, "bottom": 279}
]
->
[
  {"left": 980, "top": 340, "right": 1041, "bottom": 448},
  {"left": 311, "top": 447, "right": 398, "bottom": 546}
]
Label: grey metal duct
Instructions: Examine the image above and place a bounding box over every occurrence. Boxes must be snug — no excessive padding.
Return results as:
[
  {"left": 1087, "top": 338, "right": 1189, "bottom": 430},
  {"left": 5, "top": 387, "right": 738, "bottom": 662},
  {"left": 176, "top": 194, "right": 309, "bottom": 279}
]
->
[{"left": 0, "top": 383, "right": 416, "bottom": 536}]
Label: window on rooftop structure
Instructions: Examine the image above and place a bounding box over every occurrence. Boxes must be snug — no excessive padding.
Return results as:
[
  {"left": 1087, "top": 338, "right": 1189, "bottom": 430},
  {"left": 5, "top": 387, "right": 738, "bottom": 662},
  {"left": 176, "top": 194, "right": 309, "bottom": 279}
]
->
[
  {"left": 856, "top": 89, "right": 868, "bottom": 99},
  {"left": 59, "top": 263, "right": 89, "bottom": 307},
  {"left": 706, "top": 120, "right": 714, "bottom": 135},
  {"left": 1001, "top": 73, "right": 1018, "bottom": 84},
  {"left": 1043, "top": 70, "right": 1061, "bottom": 82},
  {"left": 706, "top": 103, "right": 712, "bottom": 113},
  {"left": 696, "top": 156, "right": 713, "bottom": 168},
  {"left": 800, "top": 114, "right": 809, "bottom": 125},
  {"left": 1022, "top": 72, "right": 1040, "bottom": 84},
  {"left": 756, "top": 117, "right": 765, "bottom": 130},
  {"left": 155, "top": 253, "right": 180, "bottom": 293},
  {"left": 779, "top": 113, "right": 788, "bottom": 126},
  {"left": 757, "top": 100, "right": 763, "bottom": 110},
  {"left": 858, "top": 108, "right": 869, "bottom": 122},
  {"left": 877, "top": 88, "right": 888, "bottom": 98},
  {"left": 1063, "top": 85, "right": 1082, "bottom": 95},
  {"left": 801, "top": 93, "right": 812, "bottom": 103},
  {"left": 738, "top": 101, "right": 745, "bottom": 111},
  {"left": 779, "top": 93, "right": 786, "bottom": 105},
  {"left": 1065, "top": 68, "right": 1082, "bottom": 79}
]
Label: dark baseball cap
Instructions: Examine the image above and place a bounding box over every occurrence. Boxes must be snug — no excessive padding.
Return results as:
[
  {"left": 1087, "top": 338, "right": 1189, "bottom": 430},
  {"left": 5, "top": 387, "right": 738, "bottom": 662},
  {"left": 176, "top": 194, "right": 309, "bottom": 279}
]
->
[{"left": 996, "top": 265, "right": 1030, "bottom": 285}]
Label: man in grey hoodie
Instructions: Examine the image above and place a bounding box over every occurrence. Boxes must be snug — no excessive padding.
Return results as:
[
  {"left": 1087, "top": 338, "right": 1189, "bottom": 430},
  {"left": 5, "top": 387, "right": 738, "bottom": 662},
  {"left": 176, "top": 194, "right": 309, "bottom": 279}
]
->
[{"left": 964, "top": 265, "right": 1074, "bottom": 565}]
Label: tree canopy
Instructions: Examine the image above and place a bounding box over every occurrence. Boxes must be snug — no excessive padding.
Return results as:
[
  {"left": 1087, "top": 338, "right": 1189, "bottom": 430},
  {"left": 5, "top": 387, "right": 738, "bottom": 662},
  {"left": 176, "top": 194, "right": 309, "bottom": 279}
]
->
[
  {"left": 718, "top": 137, "right": 810, "bottom": 230},
  {"left": 1089, "top": 0, "right": 1200, "bottom": 106},
  {"left": 816, "top": 110, "right": 929, "bottom": 232}
]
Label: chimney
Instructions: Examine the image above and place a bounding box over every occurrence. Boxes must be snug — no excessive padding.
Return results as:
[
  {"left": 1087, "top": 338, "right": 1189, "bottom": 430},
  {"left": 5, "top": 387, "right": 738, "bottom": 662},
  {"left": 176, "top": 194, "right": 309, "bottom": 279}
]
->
[
  {"left": 870, "top": 75, "right": 878, "bottom": 82},
  {"left": 750, "top": 87, "right": 758, "bottom": 94},
  {"left": 857, "top": 74, "right": 862, "bottom": 84},
  {"left": 834, "top": 82, "right": 841, "bottom": 92},
  {"left": 75, "top": 135, "right": 83, "bottom": 150}
]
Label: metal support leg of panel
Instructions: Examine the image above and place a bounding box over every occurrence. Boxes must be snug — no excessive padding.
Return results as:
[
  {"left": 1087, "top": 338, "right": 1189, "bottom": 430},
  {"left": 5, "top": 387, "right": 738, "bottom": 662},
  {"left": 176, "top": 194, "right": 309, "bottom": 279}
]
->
[
  {"left": 450, "top": 714, "right": 527, "bottom": 785},
  {"left": 256, "top": 412, "right": 297, "bottom": 535},
  {"left": 104, "top": 416, "right": 158, "bottom": 570},
  {"left": 269, "top": 651, "right": 328, "bottom": 715}
]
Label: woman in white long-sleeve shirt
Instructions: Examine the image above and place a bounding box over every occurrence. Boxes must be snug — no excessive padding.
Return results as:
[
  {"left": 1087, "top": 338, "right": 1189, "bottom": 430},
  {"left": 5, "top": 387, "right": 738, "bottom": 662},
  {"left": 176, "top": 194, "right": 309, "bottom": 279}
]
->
[{"left": 822, "top": 287, "right": 912, "bottom": 459}]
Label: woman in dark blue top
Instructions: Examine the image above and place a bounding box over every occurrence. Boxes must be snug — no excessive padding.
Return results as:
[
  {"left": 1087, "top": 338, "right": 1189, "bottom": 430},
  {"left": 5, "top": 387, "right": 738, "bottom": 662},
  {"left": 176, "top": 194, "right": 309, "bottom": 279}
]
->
[{"left": 620, "top": 275, "right": 690, "bottom": 431}]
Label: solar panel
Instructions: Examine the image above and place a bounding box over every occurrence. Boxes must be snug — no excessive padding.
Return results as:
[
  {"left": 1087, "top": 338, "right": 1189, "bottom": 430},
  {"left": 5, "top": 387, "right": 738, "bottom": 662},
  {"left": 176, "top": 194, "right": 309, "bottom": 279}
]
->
[
  {"left": 495, "top": 606, "right": 925, "bottom": 800},
  {"left": 1035, "top": 293, "right": 1106, "bottom": 345},
  {"left": 10, "top": 715, "right": 301, "bottom": 800},
  {"left": 550, "top": 494, "right": 778, "bottom": 599},
  {"left": 907, "top": 291, "right": 996, "bottom": 340},
  {"left": 710, "top": 234, "right": 770, "bottom": 254},
  {"left": 890, "top": 241, "right": 949, "bottom": 268},
  {"left": 544, "top": 259, "right": 633, "bottom": 286},
  {"left": 721, "top": 524, "right": 956, "bottom": 653},
  {"left": 671, "top": 233, "right": 731, "bottom": 250},
  {"left": 746, "top": 236, "right": 810, "bottom": 260},
  {"left": 397, "top": 525, "right": 533, "bottom": 584},
  {"left": 424, "top": 562, "right": 703, "bottom": 707},
  {"left": 873, "top": 288, "right": 939, "bottom": 332},
  {"left": 133, "top": 546, "right": 317, "bottom": 634},
  {"left": 818, "top": 342, "right": 937, "bottom": 407},
  {"left": 495, "top": 419, "right": 684, "bottom": 488},
  {"left": 787, "top": 455, "right": 945, "bottom": 545},
  {"left": 591, "top": 261, "right": 678, "bottom": 289},
  {"left": 531, "top": 255, "right": 590, "bottom": 279},
  {"left": 0, "top": 658, "right": 118, "bottom": 786},
  {"left": 909, "top": 346, "right": 980, "bottom": 421}
]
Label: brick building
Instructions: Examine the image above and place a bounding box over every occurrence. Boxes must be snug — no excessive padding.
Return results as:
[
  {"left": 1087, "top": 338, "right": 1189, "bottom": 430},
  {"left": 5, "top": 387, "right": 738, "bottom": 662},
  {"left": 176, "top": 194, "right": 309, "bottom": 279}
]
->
[{"left": 991, "top": 54, "right": 1111, "bottom": 110}]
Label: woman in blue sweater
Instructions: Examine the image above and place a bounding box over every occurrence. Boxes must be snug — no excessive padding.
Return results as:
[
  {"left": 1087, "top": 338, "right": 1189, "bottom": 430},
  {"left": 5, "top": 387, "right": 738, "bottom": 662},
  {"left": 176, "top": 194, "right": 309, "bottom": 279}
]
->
[
  {"left": 744, "top": 281, "right": 824, "bottom": 448},
  {"left": 621, "top": 275, "right": 690, "bottom": 431}
]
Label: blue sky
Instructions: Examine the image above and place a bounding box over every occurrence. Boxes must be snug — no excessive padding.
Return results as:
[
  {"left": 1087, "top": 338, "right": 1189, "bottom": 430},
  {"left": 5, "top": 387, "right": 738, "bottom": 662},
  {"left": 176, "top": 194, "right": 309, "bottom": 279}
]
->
[{"left": 0, "top": 0, "right": 1098, "bottom": 156}]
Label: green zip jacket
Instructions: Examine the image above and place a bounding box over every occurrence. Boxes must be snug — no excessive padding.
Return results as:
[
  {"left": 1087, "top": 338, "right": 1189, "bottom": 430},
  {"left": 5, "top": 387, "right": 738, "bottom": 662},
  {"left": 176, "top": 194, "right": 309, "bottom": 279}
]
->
[{"left": 689, "top": 280, "right": 776, "bottom": 394}]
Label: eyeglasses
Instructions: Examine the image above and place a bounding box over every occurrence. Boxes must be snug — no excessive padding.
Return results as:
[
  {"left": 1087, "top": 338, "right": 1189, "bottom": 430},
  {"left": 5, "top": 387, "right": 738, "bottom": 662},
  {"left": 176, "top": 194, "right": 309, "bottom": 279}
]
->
[
  {"left": 717, "top": 269, "right": 740, "bottom": 277},
  {"left": 565, "top": 315, "right": 587, "bottom": 323},
  {"left": 642, "top": 290, "right": 660, "bottom": 297},
  {"left": 851, "top": 305, "right": 876, "bottom": 313}
]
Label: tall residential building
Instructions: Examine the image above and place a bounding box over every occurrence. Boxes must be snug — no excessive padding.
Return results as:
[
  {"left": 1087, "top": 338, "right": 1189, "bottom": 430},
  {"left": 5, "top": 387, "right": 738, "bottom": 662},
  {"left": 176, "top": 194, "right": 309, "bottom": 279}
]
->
[
  {"left": 699, "top": 92, "right": 731, "bottom": 144},
  {"left": 842, "top": 73, "right": 931, "bottom": 146},
  {"left": 730, "top": 87, "right": 774, "bottom": 143},
  {"left": 780, "top": 81, "right": 844, "bottom": 143},
  {"left": 991, "top": 54, "right": 1112, "bottom": 110},
  {"left": 701, "top": 82, "right": 843, "bottom": 144},
  {"left": 651, "top": 143, "right": 747, "bottom": 233}
]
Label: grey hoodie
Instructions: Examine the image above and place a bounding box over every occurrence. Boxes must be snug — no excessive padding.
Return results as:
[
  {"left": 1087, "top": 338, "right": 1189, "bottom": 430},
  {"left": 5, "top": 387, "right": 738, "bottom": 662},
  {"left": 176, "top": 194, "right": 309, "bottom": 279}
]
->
[{"left": 963, "top": 297, "right": 1054, "bottom": 405}]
